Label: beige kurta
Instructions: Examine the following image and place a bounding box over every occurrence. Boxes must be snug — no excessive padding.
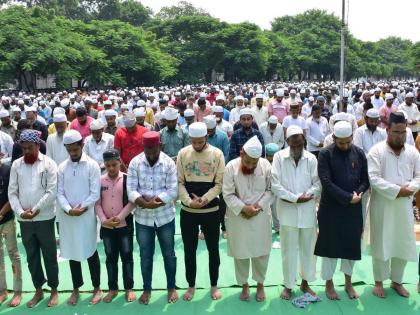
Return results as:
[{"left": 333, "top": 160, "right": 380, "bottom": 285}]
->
[
  {"left": 223, "top": 158, "right": 273, "bottom": 259},
  {"left": 367, "top": 141, "right": 420, "bottom": 262}
]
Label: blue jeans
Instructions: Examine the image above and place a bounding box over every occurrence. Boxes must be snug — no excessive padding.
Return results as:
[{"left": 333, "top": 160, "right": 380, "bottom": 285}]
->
[{"left": 136, "top": 220, "right": 176, "bottom": 291}]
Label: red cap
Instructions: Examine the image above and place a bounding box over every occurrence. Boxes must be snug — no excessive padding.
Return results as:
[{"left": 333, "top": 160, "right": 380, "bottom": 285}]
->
[{"left": 142, "top": 131, "right": 161, "bottom": 147}]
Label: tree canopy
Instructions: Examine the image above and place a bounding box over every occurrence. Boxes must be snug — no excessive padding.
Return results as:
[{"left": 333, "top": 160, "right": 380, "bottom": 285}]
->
[{"left": 0, "top": 1, "right": 417, "bottom": 89}]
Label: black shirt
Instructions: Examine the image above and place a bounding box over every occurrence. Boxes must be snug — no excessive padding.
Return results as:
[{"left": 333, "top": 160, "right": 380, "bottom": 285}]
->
[{"left": 0, "top": 164, "right": 14, "bottom": 225}]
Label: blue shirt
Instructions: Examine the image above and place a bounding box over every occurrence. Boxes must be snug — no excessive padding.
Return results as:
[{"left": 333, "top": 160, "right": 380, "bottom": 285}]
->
[
  {"left": 229, "top": 127, "right": 265, "bottom": 161},
  {"left": 207, "top": 129, "right": 229, "bottom": 162},
  {"left": 223, "top": 108, "right": 230, "bottom": 122}
]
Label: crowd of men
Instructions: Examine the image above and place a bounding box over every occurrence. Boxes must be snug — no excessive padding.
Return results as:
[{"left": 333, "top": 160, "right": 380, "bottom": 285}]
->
[{"left": 0, "top": 80, "right": 419, "bottom": 308}]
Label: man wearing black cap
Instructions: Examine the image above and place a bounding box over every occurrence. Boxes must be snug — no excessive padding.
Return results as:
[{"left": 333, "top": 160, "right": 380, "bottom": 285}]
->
[
  {"left": 69, "top": 106, "right": 94, "bottom": 141},
  {"left": 368, "top": 112, "right": 420, "bottom": 299}
]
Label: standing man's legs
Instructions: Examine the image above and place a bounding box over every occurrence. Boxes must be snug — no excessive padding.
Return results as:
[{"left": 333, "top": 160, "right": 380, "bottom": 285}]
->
[
  {"left": 271, "top": 201, "right": 280, "bottom": 234},
  {"left": 299, "top": 227, "right": 317, "bottom": 296},
  {"left": 280, "top": 225, "right": 298, "bottom": 299},
  {"left": 180, "top": 210, "right": 199, "bottom": 301},
  {"left": 118, "top": 226, "right": 135, "bottom": 302},
  {"left": 321, "top": 257, "right": 340, "bottom": 300},
  {"left": 251, "top": 255, "right": 269, "bottom": 302},
  {"left": 136, "top": 222, "right": 156, "bottom": 305},
  {"left": 156, "top": 220, "right": 178, "bottom": 303},
  {"left": 219, "top": 195, "right": 227, "bottom": 238},
  {"left": 102, "top": 228, "right": 119, "bottom": 303},
  {"left": 234, "top": 258, "right": 250, "bottom": 301},
  {"left": 200, "top": 211, "right": 221, "bottom": 300},
  {"left": 0, "top": 220, "right": 22, "bottom": 307},
  {"left": 340, "top": 259, "right": 358, "bottom": 299}
]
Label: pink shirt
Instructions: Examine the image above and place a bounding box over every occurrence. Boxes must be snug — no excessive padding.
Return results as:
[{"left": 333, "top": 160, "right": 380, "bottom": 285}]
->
[
  {"left": 268, "top": 99, "right": 289, "bottom": 123},
  {"left": 70, "top": 116, "right": 93, "bottom": 141},
  {"left": 95, "top": 172, "right": 134, "bottom": 228},
  {"left": 194, "top": 105, "right": 213, "bottom": 122},
  {"left": 379, "top": 104, "right": 397, "bottom": 129}
]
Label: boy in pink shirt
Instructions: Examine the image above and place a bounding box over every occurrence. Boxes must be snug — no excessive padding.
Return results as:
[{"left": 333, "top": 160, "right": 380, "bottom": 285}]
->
[{"left": 95, "top": 149, "right": 135, "bottom": 303}]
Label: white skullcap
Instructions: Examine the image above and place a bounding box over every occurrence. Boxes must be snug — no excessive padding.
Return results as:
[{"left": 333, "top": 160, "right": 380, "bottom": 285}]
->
[
  {"left": 105, "top": 109, "right": 117, "bottom": 117},
  {"left": 374, "top": 87, "right": 381, "bottom": 92},
  {"left": 60, "top": 98, "right": 70, "bottom": 107},
  {"left": 188, "top": 122, "right": 207, "bottom": 138},
  {"left": 63, "top": 130, "right": 82, "bottom": 145},
  {"left": 164, "top": 107, "right": 178, "bottom": 121},
  {"left": 25, "top": 106, "right": 37, "bottom": 113},
  {"left": 290, "top": 89, "right": 297, "bottom": 94},
  {"left": 366, "top": 108, "right": 380, "bottom": 119},
  {"left": 385, "top": 93, "right": 394, "bottom": 101},
  {"left": 216, "top": 95, "right": 225, "bottom": 101},
  {"left": 103, "top": 100, "right": 112, "bottom": 106},
  {"left": 243, "top": 135, "right": 262, "bottom": 159},
  {"left": 342, "top": 91, "right": 350, "bottom": 98},
  {"left": 405, "top": 92, "right": 414, "bottom": 98},
  {"left": 286, "top": 125, "right": 303, "bottom": 139},
  {"left": 134, "top": 108, "right": 146, "bottom": 118},
  {"left": 255, "top": 93, "right": 264, "bottom": 99},
  {"left": 0, "top": 110, "right": 10, "bottom": 118},
  {"left": 137, "top": 100, "right": 146, "bottom": 107},
  {"left": 333, "top": 121, "right": 352, "bottom": 138},
  {"left": 203, "top": 115, "right": 217, "bottom": 129},
  {"left": 308, "top": 96, "right": 314, "bottom": 102},
  {"left": 121, "top": 104, "right": 130, "bottom": 110},
  {"left": 174, "top": 91, "right": 181, "bottom": 96},
  {"left": 239, "top": 107, "right": 254, "bottom": 118},
  {"left": 335, "top": 112, "right": 349, "bottom": 122},
  {"left": 199, "top": 92, "right": 207, "bottom": 98},
  {"left": 275, "top": 89, "right": 284, "bottom": 97},
  {"left": 90, "top": 119, "right": 104, "bottom": 130},
  {"left": 235, "top": 95, "right": 244, "bottom": 101},
  {"left": 53, "top": 114, "right": 67, "bottom": 123},
  {"left": 268, "top": 115, "right": 278, "bottom": 124},
  {"left": 213, "top": 105, "right": 224, "bottom": 113},
  {"left": 12, "top": 106, "right": 21, "bottom": 112},
  {"left": 184, "top": 108, "right": 195, "bottom": 118}
]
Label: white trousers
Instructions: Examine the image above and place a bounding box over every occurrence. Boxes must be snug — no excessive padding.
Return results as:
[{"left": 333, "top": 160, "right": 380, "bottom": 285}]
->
[
  {"left": 280, "top": 225, "right": 317, "bottom": 289},
  {"left": 372, "top": 257, "right": 407, "bottom": 284},
  {"left": 321, "top": 258, "right": 355, "bottom": 280},
  {"left": 234, "top": 255, "right": 270, "bottom": 285}
]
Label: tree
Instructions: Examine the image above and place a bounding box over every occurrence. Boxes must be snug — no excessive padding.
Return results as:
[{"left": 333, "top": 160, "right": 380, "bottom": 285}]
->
[{"left": 156, "top": 1, "right": 209, "bottom": 20}]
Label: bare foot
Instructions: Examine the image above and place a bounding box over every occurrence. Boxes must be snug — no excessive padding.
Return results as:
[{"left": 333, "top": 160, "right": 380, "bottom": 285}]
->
[
  {"left": 126, "top": 289, "right": 136, "bottom": 302},
  {"left": 47, "top": 290, "right": 58, "bottom": 307},
  {"left": 0, "top": 291, "right": 8, "bottom": 305},
  {"left": 183, "top": 287, "right": 195, "bottom": 301},
  {"left": 9, "top": 292, "right": 22, "bottom": 307},
  {"left": 300, "top": 280, "right": 317, "bottom": 296},
  {"left": 103, "top": 290, "right": 118, "bottom": 303},
  {"left": 211, "top": 286, "right": 221, "bottom": 300},
  {"left": 325, "top": 280, "right": 340, "bottom": 300},
  {"left": 372, "top": 282, "right": 386, "bottom": 298},
  {"left": 139, "top": 291, "right": 151, "bottom": 305},
  {"left": 90, "top": 288, "right": 102, "bottom": 305},
  {"left": 27, "top": 289, "right": 44, "bottom": 308},
  {"left": 391, "top": 282, "right": 410, "bottom": 298},
  {"left": 67, "top": 289, "right": 79, "bottom": 306},
  {"left": 240, "top": 283, "right": 250, "bottom": 301},
  {"left": 345, "top": 284, "right": 360, "bottom": 299},
  {"left": 199, "top": 231, "right": 205, "bottom": 240},
  {"left": 256, "top": 283, "right": 265, "bottom": 302},
  {"left": 280, "top": 287, "right": 292, "bottom": 300},
  {"left": 167, "top": 288, "right": 178, "bottom": 303}
]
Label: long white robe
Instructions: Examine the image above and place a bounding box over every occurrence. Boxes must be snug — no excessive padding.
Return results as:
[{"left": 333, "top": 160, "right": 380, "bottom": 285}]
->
[
  {"left": 223, "top": 158, "right": 273, "bottom": 259},
  {"left": 367, "top": 141, "right": 420, "bottom": 262},
  {"left": 57, "top": 153, "right": 101, "bottom": 261}
]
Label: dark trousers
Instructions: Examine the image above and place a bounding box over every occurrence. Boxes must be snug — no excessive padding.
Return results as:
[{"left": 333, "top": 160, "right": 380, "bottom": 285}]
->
[
  {"left": 69, "top": 250, "right": 100, "bottom": 289},
  {"left": 136, "top": 220, "right": 176, "bottom": 291},
  {"left": 219, "top": 194, "right": 227, "bottom": 232},
  {"left": 20, "top": 218, "right": 59, "bottom": 289},
  {"left": 101, "top": 226, "right": 134, "bottom": 291},
  {"left": 180, "top": 210, "right": 220, "bottom": 287}
]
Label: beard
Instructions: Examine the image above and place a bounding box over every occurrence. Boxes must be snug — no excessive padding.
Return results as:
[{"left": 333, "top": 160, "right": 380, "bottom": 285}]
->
[
  {"left": 388, "top": 139, "right": 405, "bottom": 151},
  {"left": 23, "top": 150, "right": 39, "bottom": 164},
  {"left": 241, "top": 163, "right": 256, "bottom": 175},
  {"left": 290, "top": 148, "right": 303, "bottom": 161},
  {"left": 216, "top": 117, "right": 222, "bottom": 123},
  {"left": 366, "top": 124, "right": 376, "bottom": 132}
]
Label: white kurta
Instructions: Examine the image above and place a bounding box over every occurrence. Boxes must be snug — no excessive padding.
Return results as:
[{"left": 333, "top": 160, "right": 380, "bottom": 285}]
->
[
  {"left": 259, "top": 122, "right": 285, "bottom": 149},
  {"left": 83, "top": 132, "right": 114, "bottom": 167},
  {"left": 46, "top": 133, "right": 69, "bottom": 166},
  {"left": 306, "top": 117, "right": 330, "bottom": 152},
  {"left": 367, "top": 141, "right": 420, "bottom": 262},
  {"left": 353, "top": 125, "right": 387, "bottom": 154},
  {"left": 223, "top": 158, "right": 273, "bottom": 259},
  {"left": 57, "top": 153, "right": 101, "bottom": 261}
]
